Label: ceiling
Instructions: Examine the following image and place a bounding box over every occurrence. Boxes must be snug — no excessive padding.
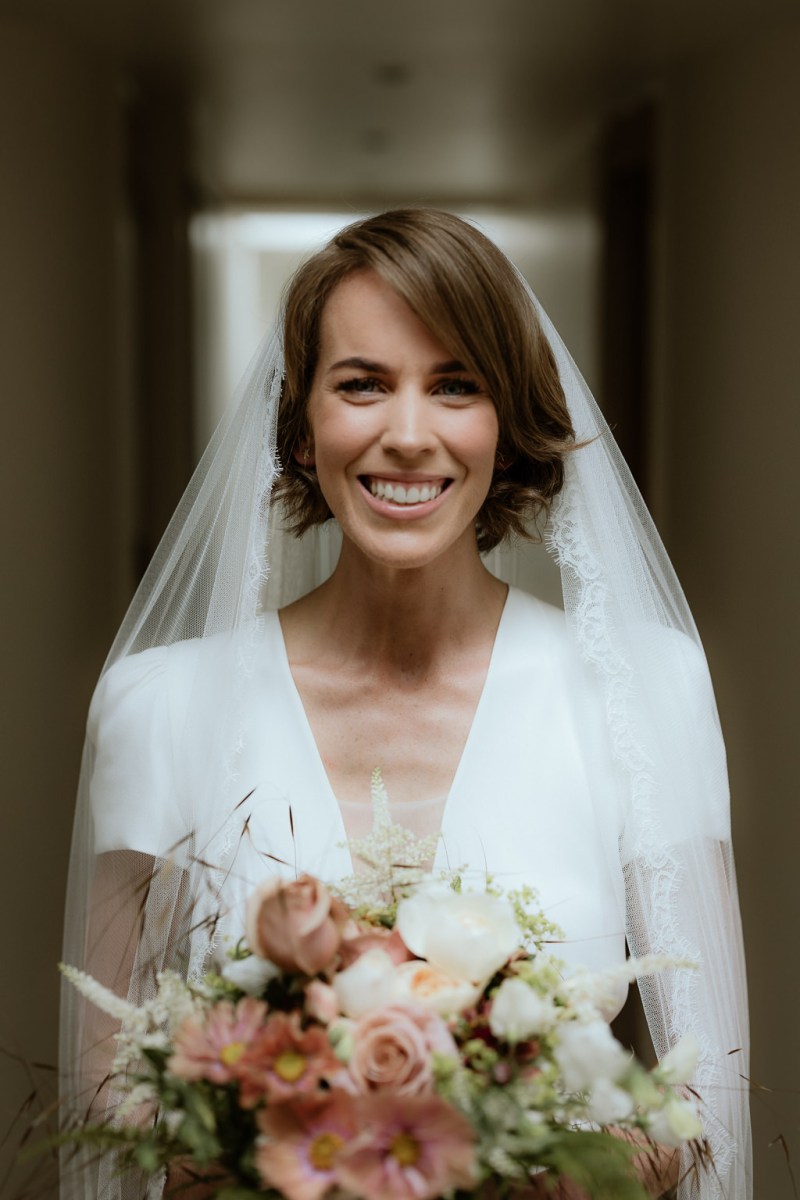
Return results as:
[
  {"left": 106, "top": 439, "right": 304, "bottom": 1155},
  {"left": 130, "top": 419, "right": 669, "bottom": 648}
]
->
[{"left": 6, "top": 0, "right": 799, "bottom": 205}]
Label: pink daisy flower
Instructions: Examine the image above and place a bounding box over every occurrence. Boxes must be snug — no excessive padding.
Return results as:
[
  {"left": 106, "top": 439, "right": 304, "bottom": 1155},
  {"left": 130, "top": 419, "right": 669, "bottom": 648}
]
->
[
  {"left": 238, "top": 1011, "right": 341, "bottom": 1108},
  {"left": 167, "top": 996, "right": 268, "bottom": 1085},
  {"left": 255, "top": 1092, "right": 359, "bottom": 1200},
  {"left": 337, "top": 1094, "right": 477, "bottom": 1200}
]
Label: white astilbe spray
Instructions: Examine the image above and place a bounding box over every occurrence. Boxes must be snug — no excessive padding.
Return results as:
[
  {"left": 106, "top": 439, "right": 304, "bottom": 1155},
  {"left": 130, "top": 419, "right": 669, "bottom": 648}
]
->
[
  {"left": 486, "top": 1144, "right": 526, "bottom": 1179},
  {"left": 59, "top": 964, "right": 141, "bottom": 1024},
  {"left": 150, "top": 970, "right": 202, "bottom": 1033},
  {"left": 335, "top": 767, "right": 440, "bottom": 909},
  {"left": 59, "top": 963, "right": 200, "bottom": 1075},
  {"left": 115, "top": 1081, "right": 159, "bottom": 1118}
]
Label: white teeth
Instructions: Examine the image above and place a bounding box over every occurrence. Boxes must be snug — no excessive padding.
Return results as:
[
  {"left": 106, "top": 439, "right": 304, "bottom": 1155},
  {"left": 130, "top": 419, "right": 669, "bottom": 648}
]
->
[{"left": 368, "top": 478, "right": 443, "bottom": 505}]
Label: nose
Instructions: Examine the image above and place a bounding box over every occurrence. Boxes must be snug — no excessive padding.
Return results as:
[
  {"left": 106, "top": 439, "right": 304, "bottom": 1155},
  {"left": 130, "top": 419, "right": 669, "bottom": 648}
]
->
[{"left": 379, "top": 388, "right": 437, "bottom": 458}]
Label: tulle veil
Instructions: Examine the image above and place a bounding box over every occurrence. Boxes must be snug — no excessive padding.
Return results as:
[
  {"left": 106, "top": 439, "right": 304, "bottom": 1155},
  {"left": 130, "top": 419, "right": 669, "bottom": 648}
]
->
[{"left": 59, "top": 227, "right": 751, "bottom": 1200}]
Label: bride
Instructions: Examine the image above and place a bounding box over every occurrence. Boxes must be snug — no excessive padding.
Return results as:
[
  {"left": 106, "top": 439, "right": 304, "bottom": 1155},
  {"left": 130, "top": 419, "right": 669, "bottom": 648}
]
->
[{"left": 61, "top": 209, "right": 750, "bottom": 1199}]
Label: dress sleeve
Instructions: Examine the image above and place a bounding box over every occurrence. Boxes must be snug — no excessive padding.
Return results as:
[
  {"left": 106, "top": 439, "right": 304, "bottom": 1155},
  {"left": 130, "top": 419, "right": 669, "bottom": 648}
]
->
[
  {"left": 87, "top": 645, "right": 186, "bottom": 859},
  {"left": 618, "top": 626, "right": 731, "bottom": 864}
]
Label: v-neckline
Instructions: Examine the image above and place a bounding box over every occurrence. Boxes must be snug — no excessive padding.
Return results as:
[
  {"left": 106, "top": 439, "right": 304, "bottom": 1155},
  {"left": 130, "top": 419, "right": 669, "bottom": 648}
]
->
[{"left": 270, "top": 586, "right": 513, "bottom": 875}]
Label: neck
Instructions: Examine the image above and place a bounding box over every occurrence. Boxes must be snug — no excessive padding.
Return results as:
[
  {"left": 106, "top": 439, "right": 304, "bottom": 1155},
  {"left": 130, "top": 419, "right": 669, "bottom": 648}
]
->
[{"left": 289, "top": 531, "right": 508, "bottom": 677}]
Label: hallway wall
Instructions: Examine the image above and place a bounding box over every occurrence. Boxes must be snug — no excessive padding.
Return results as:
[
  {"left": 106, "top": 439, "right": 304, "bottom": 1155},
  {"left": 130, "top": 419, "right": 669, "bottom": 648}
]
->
[
  {"left": 657, "top": 17, "right": 800, "bottom": 1195},
  {"left": 0, "top": 20, "right": 127, "bottom": 1188}
]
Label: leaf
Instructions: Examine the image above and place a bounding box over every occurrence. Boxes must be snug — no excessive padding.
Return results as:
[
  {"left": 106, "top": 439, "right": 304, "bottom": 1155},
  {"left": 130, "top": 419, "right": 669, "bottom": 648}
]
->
[
  {"left": 133, "top": 1142, "right": 163, "bottom": 1174},
  {"left": 142, "top": 1046, "right": 170, "bottom": 1072},
  {"left": 183, "top": 1087, "right": 218, "bottom": 1134}
]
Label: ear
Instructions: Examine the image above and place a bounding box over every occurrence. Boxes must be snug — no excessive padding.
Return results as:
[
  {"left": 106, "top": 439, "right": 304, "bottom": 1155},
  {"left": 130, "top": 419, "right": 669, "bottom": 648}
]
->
[{"left": 293, "top": 442, "right": 315, "bottom": 468}]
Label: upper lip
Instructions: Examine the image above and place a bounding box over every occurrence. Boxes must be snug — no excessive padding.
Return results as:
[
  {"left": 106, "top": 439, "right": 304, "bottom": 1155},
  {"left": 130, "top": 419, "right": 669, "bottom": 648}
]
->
[{"left": 359, "top": 471, "right": 451, "bottom": 484}]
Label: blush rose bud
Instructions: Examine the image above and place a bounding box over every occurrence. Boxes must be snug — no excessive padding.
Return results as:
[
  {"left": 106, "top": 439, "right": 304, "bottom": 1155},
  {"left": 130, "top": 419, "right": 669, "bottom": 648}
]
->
[{"left": 245, "top": 875, "right": 350, "bottom": 976}]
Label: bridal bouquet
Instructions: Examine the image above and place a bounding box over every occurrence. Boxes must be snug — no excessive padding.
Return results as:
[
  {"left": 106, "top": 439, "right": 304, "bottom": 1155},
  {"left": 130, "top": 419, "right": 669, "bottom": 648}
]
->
[{"left": 61, "top": 775, "right": 704, "bottom": 1199}]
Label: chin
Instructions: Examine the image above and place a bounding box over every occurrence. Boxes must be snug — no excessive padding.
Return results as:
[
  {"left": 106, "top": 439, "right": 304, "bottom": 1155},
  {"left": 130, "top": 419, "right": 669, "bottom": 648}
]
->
[{"left": 341, "top": 525, "right": 480, "bottom": 574}]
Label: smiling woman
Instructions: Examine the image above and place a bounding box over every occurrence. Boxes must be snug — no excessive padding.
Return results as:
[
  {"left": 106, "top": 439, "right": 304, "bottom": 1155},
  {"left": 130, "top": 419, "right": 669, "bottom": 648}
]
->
[
  {"left": 276, "top": 210, "right": 573, "bottom": 555},
  {"left": 61, "top": 209, "right": 750, "bottom": 1200}
]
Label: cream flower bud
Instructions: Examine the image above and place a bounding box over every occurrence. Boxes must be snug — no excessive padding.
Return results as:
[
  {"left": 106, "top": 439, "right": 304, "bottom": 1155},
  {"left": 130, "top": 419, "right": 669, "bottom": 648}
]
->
[
  {"left": 658, "top": 1033, "right": 700, "bottom": 1085},
  {"left": 333, "top": 948, "right": 399, "bottom": 1017},
  {"left": 585, "top": 1078, "right": 635, "bottom": 1125},
  {"left": 648, "top": 1097, "right": 704, "bottom": 1148},
  {"left": 554, "top": 1018, "right": 630, "bottom": 1092},
  {"left": 489, "top": 977, "right": 557, "bottom": 1042},
  {"left": 221, "top": 954, "right": 279, "bottom": 995}
]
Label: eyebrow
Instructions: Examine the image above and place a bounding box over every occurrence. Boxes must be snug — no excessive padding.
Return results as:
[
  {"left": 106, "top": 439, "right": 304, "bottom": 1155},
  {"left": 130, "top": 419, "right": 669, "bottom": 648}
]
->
[{"left": 328, "top": 356, "right": 468, "bottom": 374}]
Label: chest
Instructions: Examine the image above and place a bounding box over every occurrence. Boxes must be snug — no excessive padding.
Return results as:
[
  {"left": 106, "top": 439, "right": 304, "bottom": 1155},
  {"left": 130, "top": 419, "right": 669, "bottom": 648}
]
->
[
  {"left": 230, "top": 616, "right": 627, "bottom": 980},
  {"left": 288, "top": 661, "right": 489, "bottom": 805}
]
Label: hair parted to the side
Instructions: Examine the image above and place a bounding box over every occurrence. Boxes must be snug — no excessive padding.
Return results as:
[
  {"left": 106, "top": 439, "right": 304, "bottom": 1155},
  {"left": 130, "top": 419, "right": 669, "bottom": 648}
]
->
[{"left": 275, "top": 208, "right": 575, "bottom": 553}]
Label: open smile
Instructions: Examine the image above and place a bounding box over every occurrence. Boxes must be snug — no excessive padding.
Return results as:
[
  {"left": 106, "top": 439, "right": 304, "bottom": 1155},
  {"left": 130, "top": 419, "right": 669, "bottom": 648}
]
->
[{"left": 358, "top": 475, "right": 453, "bottom": 512}]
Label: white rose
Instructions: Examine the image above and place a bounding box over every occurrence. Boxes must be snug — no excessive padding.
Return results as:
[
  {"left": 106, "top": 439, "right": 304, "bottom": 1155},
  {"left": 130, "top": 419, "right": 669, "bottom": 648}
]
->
[
  {"left": 658, "top": 1033, "right": 700, "bottom": 1086},
  {"left": 394, "top": 959, "right": 481, "bottom": 1016},
  {"left": 489, "top": 977, "right": 558, "bottom": 1042},
  {"left": 221, "top": 954, "right": 279, "bottom": 995},
  {"left": 648, "top": 1097, "right": 704, "bottom": 1148},
  {"left": 554, "top": 1019, "right": 630, "bottom": 1092},
  {"left": 394, "top": 883, "right": 455, "bottom": 957},
  {"left": 585, "top": 1077, "right": 635, "bottom": 1125},
  {"left": 332, "top": 948, "right": 400, "bottom": 1017},
  {"left": 398, "top": 889, "right": 519, "bottom": 984}
]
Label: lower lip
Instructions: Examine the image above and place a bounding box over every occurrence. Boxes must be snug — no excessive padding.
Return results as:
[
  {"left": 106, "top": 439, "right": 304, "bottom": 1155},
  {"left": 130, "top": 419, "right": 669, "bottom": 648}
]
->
[{"left": 358, "top": 480, "right": 450, "bottom": 519}]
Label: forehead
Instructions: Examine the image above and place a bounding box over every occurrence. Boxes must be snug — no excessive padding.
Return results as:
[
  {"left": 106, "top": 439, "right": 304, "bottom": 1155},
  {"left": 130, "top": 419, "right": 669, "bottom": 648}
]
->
[{"left": 317, "top": 270, "right": 454, "bottom": 366}]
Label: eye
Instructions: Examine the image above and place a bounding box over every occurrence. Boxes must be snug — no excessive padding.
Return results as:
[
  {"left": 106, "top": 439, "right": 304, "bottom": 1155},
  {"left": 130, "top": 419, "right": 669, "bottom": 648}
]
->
[
  {"left": 435, "top": 377, "right": 482, "bottom": 399},
  {"left": 337, "top": 376, "right": 384, "bottom": 399}
]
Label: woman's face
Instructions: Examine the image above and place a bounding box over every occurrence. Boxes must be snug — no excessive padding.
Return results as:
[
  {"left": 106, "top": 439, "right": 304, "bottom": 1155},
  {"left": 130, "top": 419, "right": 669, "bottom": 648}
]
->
[{"left": 303, "top": 270, "right": 499, "bottom": 571}]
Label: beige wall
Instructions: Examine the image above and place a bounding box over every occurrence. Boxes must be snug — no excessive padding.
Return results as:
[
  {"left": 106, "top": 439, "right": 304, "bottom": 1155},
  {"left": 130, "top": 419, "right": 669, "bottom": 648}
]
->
[
  {"left": 658, "top": 17, "right": 800, "bottom": 1196},
  {"left": 0, "top": 20, "right": 127, "bottom": 1189}
]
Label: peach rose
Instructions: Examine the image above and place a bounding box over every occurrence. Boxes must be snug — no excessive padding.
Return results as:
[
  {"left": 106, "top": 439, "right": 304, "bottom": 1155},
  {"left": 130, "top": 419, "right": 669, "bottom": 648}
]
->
[
  {"left": 245, "top": 875, "right": 350, "bottom": 976},
  {"left": 348, "top": 1004, "right": 457, "bottom": 1095}
]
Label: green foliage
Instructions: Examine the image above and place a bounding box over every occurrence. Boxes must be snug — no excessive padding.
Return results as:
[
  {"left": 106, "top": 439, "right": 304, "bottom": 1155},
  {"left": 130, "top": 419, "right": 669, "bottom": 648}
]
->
[
  {"left": 131, "top": 1140, "right": 164, "bottom": 1174},
  {"left": 506, "top": 885, "right": 565, "bottom": 954},
  {"left": 462, "top": 1037, "right": 502, "bottom": 1076},
  {"left": 141, "top": 1046, "right": 170, "bottom": 1073},
  {"left": 532, "top": 1129, "right": 649, "bottom": 1200},
  {"left": 201, "top": 970, "right": 244, "bottom": 1001}
]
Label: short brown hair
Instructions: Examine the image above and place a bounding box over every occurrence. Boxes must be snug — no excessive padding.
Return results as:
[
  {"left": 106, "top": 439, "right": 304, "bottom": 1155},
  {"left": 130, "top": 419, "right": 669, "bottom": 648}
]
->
[{"left": 275, "top": 208, "right": 574, "bottom": 553}]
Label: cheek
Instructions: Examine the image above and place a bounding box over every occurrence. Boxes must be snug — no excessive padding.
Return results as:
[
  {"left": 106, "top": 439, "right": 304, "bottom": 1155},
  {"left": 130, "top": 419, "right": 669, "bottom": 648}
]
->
[
  {"left": 459, "top": 409, "right": 500, "bottom": 472},
  {"left": 307, "top": 400, "right": 373, "bottom": 465}
]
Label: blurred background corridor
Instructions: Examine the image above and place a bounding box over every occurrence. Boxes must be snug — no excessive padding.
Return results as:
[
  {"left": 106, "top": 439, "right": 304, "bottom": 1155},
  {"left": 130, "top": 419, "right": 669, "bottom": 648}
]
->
[{"left": 1, "top": 1, "right": 798, "bottom": 1194}]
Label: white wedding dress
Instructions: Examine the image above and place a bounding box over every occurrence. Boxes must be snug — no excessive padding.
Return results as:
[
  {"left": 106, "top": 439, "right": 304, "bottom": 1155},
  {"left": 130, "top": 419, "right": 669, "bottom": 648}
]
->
[{"left": 88, "top": 586, "right": 628, "bottom": 994}]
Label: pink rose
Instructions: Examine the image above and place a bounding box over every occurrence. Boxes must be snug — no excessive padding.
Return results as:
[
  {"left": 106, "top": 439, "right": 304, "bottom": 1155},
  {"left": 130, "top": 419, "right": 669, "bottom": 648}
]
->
[
  {"left": 245, "top": 875, "right": 350, "bottom": 976},
  {"left": 348, "top": 1004, "right": 457, "bottom": 1095},
  {"left": 305, "top": 979, "right": 340, "bottom": 1024},
  {"left": 340, "top": 923, "right": 414, "bottom": 969}
]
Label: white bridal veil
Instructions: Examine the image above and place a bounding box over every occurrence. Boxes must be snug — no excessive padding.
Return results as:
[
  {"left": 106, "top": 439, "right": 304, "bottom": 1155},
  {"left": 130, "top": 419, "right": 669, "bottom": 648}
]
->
[{"left": 60, "top": 217, "right": 750, "bottom": 1200}]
